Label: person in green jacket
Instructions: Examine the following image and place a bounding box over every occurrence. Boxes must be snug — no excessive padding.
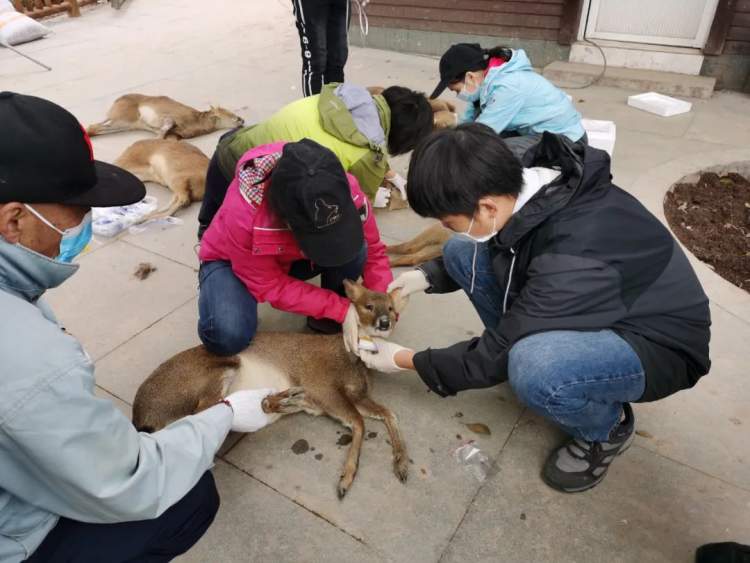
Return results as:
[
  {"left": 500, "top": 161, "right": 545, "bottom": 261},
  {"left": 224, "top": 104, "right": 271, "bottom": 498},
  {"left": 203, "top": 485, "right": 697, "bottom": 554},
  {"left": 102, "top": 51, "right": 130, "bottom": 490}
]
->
[{"left": 197, "top": 83, "right": 433, "bottom": 238}]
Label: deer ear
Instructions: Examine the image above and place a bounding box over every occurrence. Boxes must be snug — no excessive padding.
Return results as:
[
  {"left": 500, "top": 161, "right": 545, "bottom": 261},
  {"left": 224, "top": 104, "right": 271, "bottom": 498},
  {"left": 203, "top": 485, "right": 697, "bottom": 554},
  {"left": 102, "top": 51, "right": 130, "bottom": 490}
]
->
[
  {"left": 343, "top": 279, "right": 366, "bottom": 302},
  {"left": 389, "top": 288, "right": 409, "bottom": 313}
]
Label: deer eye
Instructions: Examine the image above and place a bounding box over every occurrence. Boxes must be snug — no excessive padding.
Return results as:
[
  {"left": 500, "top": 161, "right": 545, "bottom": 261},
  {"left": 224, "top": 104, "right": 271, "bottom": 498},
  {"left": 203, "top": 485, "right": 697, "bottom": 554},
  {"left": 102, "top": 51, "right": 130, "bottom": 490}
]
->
[
  {"left": 365, "top": 304, "right": 374, "bottom": 311},
  {"left": 388, "top": 306, "right": 394, "bottom": 312}
]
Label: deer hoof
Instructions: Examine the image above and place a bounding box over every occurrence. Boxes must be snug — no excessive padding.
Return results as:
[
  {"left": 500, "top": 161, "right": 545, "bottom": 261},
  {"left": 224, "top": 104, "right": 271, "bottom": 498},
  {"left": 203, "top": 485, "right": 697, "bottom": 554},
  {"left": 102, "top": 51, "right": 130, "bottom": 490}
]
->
[
  {"left": 262, "top": 387, "right": 306, "bottom": 413},
  {"left": 337, "top": 479, "right": 349, "bottom": 500},
  {"left": 394, "top": 455, "right": 409, "bottom": 483}
]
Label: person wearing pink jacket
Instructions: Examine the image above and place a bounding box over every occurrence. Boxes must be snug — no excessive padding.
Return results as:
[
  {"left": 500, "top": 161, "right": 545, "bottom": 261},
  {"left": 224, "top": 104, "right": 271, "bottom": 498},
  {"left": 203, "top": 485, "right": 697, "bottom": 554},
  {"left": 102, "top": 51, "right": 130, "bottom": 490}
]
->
[{"left": 198, "top": 139, "right": 392, "bottom": 356}]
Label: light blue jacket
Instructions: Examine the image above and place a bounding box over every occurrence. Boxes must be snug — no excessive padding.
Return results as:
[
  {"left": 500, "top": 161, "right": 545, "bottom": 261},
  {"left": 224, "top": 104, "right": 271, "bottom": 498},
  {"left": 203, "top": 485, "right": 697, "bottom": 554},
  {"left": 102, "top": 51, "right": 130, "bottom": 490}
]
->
[
  {"left": 0, "top": 240, "right": 232, "bottom": 562},
  {"left": 459, "top": 49, "right": 585, "bottom": 141}
]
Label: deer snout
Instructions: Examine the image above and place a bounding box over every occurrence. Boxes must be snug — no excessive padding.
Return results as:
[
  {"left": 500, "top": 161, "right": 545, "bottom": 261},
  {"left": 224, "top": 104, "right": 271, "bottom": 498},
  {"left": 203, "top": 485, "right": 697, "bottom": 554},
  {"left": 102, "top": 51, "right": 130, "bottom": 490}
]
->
[{"left": 376, "top": 315, "right": 391, "bottom": 332}]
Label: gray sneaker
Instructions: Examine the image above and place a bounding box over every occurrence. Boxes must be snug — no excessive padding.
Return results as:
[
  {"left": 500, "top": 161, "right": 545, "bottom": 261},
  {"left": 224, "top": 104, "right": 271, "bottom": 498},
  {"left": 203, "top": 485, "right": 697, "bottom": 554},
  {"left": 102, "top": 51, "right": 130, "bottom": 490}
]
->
[{"left": 542, "top": 403, "right": 635, "bottom": 493}]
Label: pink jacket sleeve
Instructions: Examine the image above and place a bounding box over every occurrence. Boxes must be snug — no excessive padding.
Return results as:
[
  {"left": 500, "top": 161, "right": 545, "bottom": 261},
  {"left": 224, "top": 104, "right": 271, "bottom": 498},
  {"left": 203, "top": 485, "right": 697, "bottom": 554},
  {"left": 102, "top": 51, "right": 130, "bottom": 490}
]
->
[
  {"left": 351, "top": 175, "right": 393, "bottom": 293},
  {"left": 228, "top": 251, "right": 351, "bottom": 323}
]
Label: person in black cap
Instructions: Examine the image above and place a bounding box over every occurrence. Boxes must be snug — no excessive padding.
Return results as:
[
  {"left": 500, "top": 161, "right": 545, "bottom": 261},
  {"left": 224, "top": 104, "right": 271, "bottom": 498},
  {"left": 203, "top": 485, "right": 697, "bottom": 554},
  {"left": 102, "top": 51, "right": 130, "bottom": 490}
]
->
[
  {"left": 197, "top": 138, "right": 393, "bottom": 357},
  {"left": 0, "top": 92, "right": 277, "bottom": 563},
  {"left": 430, "top": 43, "right": 587, "bottom": 159}
]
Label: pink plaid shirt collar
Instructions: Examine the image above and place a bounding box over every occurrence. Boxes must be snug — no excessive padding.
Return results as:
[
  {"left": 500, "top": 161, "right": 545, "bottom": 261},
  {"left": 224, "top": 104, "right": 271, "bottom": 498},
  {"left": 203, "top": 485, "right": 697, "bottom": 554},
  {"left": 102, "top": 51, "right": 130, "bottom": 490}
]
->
[{"left": 238, "top": 151, "right": 282, "bottom": 207}]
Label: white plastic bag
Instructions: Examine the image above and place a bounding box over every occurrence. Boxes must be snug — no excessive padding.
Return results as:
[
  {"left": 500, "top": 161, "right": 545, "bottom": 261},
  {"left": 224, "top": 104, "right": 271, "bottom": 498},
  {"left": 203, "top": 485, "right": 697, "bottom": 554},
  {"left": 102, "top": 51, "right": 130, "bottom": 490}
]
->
[
  {"left": 0, "top": 11, "right": 50, "bottom": 46},
  {"left": 92, "top": 196, "right": 158, "bottom": 237}
]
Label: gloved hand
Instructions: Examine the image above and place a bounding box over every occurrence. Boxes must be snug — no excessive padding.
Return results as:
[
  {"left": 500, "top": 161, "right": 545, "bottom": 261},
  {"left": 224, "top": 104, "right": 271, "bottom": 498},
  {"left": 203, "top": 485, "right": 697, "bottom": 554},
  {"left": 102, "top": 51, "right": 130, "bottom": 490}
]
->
[
  {"left": 433, "top": 110, "right": 458, "bottom": 129},
  {"left": 387, "top": 269, "right": 429, "bottom": 297},
  {"left": 342, "top": 303, "right": 360, "bottom": 356},
  {"left": 224, "top": 388, "right": 276, "bottom": 433},
  {"left": 359, "top": 338, "right": 411, "bottom": 373},
  {"left": 387, "top": 172, "right": 408, "bottom": 200}
]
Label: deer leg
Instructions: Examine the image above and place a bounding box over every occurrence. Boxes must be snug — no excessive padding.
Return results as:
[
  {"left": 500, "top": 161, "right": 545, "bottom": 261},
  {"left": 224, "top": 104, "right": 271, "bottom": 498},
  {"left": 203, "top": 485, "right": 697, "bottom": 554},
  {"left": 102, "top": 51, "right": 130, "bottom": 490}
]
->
[
  {"left": 356, "top": 397, "right": 408, "bottom": 483},
  {"left": 315, "top": 391, "right": 366, "bottom": 499},
  {"left": 261, "top": 387, "right": 316, "bottom": 415},
  {"left": 157, "top": 118, "right": 176, "bottom": 139},
  {"left": 138, "top": 188, "right": 192, "bottom": 224},
  {"left": 86, "top": 119, "right": 134, "bottom": 136}
]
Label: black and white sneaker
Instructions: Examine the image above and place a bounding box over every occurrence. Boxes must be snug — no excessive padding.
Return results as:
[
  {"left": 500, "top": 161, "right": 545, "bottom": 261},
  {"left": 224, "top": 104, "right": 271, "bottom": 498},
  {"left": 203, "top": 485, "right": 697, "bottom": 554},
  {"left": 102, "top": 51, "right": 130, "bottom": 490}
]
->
[{"left": 542, "top": 403, "right": 635, "bottom": 493}]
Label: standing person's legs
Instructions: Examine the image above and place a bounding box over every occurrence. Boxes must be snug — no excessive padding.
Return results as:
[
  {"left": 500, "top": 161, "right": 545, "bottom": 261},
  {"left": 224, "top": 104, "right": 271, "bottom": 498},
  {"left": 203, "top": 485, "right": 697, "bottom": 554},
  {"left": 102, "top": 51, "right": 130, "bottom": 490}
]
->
[
  {"left": 441, "top": 236, "right": 504, "bottom": 328},
  {"left": 508, "top": 330, "right": 646, "bottom": 492},
  {"left": 292, "top": 0, "right": 329, "bottom": 96},
  {"left": 26, "top": 472, "right": 219, "bottom": 563},
  {"left": 198, "top": 261, "right": 259, "bottom": 356},
  {"left": 324, "top": 0, "right": 349, "bottom": 85},
  {"left": 197, "top": 151, "right": 233, "bottom": 240}
]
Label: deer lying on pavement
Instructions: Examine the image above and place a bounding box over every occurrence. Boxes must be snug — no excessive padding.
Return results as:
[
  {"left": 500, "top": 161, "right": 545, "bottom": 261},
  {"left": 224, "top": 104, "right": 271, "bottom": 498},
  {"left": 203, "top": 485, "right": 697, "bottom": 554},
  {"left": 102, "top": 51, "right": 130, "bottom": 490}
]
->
[
  {"left": 132, "top": 280, "right": 410, "bottom": 499},
  {"left": 114, "top": 139, "right": 209, "bottom": 222},
  {"left": 87, "top": 94, "right": 244, "bottom": 139},
  {"left": 387, "top": 223, "right": 452, "bottom": 267}
]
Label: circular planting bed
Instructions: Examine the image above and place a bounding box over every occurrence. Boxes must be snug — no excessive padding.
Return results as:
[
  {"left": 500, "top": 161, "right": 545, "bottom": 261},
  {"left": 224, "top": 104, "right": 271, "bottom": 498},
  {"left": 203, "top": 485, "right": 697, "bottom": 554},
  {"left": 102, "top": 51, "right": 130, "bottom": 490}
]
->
[{"left": 664, "top": 163, "right": 750, "bottom": 292}]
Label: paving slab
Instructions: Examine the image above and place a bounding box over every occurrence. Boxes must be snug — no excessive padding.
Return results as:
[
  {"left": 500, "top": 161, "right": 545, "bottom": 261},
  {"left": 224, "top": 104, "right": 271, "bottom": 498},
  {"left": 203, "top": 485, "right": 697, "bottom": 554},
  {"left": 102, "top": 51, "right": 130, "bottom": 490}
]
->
[
  {"left": 93, "top": 297, "right": 199, "bottom": 404},
  {"left": 223, "top": 288, "right": 520, "bottom": 562},
  {"left": 633, "top": 303, "right": 750, "bottom": 490},
  {"left": 441, "top": 411, "right": 750, "bottom": 563},
  {"left": 225, "top": 375, "right": 523, "bottom": 563},
  {"left": 177, "top": 460, "right": 384, "bottom": 563},
  {"left": 44, "top": 240, "right": 197, "bottom": 361}
]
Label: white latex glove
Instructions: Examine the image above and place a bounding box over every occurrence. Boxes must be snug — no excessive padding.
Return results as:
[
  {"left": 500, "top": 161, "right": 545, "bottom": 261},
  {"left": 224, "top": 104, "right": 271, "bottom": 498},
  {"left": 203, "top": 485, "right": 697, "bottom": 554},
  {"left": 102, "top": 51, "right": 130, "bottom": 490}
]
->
[
  {"left": 342, "top": 303, "right": 360, "bottom": 356},
  {"left": 388, "top": 172, "right": 408, "bottom": 200},
  {"left": 224, "top": 388, "right": 276, "bottom": 433},
  {"left": 387, "top": 269, "right": 429, "bottom": 297},
  {"left": 359, "top": 338, "right": 410, "bottom": 373}
]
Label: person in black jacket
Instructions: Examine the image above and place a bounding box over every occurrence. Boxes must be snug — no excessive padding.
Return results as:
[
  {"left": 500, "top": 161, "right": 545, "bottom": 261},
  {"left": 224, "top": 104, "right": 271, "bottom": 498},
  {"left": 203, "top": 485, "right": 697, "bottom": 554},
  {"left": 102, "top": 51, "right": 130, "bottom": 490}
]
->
[{"left": 358, "top": 123, "right": 711, "bottom": 493}]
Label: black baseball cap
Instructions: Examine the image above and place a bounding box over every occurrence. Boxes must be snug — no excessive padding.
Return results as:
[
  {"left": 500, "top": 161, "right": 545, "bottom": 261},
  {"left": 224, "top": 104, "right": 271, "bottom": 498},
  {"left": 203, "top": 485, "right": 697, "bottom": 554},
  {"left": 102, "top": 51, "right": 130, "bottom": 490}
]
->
[
  {"left": 0, "top": 91, "right": 146, "bottom": 207},
  {"left": 270, "top": 139, "right": 364, "bottom": 268},
  {"left": 430, "top": 43, "right": 488, "bottom": 99}
]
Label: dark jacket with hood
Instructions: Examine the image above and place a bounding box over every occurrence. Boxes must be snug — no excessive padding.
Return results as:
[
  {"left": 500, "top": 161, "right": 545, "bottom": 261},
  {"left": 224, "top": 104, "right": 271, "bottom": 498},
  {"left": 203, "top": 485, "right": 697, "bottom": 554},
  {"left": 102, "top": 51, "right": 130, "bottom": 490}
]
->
[{"left": 414, "top": 133, "right": 711, "bottom": 402}]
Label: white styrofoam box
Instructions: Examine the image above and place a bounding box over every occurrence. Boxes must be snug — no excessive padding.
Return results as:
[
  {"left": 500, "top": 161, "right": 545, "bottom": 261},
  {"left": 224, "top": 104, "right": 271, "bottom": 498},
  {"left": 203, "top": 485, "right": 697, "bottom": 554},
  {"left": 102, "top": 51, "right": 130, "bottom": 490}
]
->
[
  {"left": 0, "top": 11, "right": 50, "bottom": 46},
  {"left": 627, "top": 92, "right": 692, "bottom": 117},
  {"left": 0, "top": 0, "right": 16, "bottom": 14},
  {"left": 581, "top": 118, "right": 616, "bottom": 157}
]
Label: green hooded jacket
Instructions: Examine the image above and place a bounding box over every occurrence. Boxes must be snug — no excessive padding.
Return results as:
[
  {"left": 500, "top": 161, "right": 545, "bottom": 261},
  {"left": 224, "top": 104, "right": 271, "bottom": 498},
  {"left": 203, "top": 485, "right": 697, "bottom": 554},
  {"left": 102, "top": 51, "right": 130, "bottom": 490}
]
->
[{"left": 216, "top": 84, "right": 390, "bottom": 198}]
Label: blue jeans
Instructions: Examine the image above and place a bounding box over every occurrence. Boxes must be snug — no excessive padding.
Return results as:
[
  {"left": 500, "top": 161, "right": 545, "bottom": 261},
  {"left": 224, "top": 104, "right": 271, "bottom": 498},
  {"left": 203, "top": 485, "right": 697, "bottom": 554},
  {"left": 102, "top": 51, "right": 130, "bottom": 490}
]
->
[
  {"left": 442, "top": 236, "right": 646, "bottom": 442},
  {"left": 197, "top": 245, "right": 367, "bottom": 356}
]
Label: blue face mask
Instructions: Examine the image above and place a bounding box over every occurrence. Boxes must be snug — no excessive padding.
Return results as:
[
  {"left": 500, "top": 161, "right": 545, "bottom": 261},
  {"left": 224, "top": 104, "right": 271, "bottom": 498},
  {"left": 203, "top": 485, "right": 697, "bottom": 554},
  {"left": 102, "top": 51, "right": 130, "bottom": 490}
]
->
[
  {"left": 24, "top": 205, "right": 93, "bottom": 263},
  {"left": 456, "top": 75, "right": 481, "bottom": 103}
]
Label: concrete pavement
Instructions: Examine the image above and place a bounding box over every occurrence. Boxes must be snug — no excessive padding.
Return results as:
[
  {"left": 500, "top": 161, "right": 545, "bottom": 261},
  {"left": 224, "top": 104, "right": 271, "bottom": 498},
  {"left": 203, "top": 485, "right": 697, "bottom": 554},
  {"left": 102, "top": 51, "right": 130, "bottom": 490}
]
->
[{"left": 3, "top": 1, "right": 750, "bottom": 561}]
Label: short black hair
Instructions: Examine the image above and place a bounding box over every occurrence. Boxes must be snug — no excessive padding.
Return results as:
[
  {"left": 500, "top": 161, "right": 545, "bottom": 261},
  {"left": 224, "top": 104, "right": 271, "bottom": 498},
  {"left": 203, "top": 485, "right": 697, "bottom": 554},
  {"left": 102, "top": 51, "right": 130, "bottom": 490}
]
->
[
  {"left": 407, "top": 122, "right": 523, "bottom": 218},
  {"left": 382, "top": 86, "right": 433, "bottom": 156}
]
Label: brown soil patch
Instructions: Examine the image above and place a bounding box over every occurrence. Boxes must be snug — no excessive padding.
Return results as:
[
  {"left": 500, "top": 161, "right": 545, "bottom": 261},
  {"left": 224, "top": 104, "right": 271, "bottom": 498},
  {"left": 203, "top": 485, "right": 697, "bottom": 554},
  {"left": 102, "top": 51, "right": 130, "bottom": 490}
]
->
[{"left": 664, "top": 172, "right": 750, "bottom": 292}]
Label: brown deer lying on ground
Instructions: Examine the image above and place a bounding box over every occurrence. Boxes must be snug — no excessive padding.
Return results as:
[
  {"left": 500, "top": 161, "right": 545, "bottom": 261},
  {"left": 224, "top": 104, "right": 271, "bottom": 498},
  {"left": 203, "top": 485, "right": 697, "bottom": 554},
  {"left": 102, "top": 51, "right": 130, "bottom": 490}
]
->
[
  {"left": 387, "top": 223, "right": 452, "bottom": 267},
  {"left": 87, "top": 94, "right": 244, "bottom": 139},
  {"left": 132, "top": 280, "right": 409, "bottom": 499},
  {"left": 114, "top": 139, "right": 209, "bottom": 222}
]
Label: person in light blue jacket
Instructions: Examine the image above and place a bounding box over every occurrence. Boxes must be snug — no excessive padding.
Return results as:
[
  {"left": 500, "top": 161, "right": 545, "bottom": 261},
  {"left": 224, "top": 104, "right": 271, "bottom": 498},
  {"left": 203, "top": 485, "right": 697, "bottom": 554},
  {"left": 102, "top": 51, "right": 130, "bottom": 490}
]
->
[
  {"left": 430, "top": 43, "right": 586, "bottom": 159},
  {"left": 0, "top": 92, "right": 274, "bottom": 563}
]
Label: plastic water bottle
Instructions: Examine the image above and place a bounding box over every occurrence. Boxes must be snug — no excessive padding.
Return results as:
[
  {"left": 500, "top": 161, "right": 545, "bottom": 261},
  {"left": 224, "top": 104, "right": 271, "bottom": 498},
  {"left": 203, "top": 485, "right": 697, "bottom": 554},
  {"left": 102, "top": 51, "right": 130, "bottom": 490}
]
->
[{"left": 454, "top": 441, "right": 496, "bottom": 482}]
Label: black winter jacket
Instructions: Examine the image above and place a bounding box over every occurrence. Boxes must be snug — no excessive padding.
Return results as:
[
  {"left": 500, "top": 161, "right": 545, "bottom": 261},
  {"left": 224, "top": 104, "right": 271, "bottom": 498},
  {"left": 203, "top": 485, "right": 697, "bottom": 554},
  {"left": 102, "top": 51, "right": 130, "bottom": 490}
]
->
[{"left": 413, "top": 133, "right": 711, "bottom": 402}]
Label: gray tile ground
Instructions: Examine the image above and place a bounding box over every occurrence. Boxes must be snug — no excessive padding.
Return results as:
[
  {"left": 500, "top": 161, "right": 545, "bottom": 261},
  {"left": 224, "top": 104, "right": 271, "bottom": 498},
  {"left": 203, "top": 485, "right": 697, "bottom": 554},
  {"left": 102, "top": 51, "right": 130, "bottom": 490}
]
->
[{"left": 3, "top": 1, "right": 750, "bottom": 562}]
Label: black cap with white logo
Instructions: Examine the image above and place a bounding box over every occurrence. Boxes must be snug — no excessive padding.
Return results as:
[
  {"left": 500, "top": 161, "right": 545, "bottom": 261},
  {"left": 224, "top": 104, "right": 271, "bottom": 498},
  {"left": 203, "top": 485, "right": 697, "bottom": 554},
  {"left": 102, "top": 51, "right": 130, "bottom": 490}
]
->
[
  {"left": 430, "top": 43, "right": 489, "bottom": 99},
  {"left": 270, "top": 139, "right": 364, "bottom": 268},
  {"left": 0, "top": 91, "right": 145, "bottom": 206}
]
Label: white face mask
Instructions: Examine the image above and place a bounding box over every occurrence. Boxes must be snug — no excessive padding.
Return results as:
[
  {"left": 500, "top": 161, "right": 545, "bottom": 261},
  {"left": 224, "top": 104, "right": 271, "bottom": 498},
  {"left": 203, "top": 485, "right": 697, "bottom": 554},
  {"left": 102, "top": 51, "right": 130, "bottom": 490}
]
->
[{"left": 459, "top": 214, "right": 497, "bottom": 243}]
